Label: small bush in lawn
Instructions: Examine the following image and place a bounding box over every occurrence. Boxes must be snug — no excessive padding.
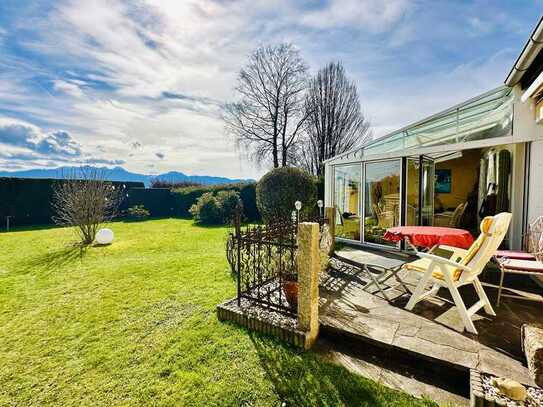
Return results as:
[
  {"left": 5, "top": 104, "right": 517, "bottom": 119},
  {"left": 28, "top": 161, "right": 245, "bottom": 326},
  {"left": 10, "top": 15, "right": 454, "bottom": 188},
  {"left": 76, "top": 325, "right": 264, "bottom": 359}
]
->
[
  {"left": 256, "top": 167, "right": 316, "bottom": 223},
  {"left": 216, "top": 190, "right": 242, "bottom": 224},
  {"left": 190, "top": 193, "right": 222, "bottom": 224},
  {"left": 127, "top": 205, "right": 150, "bottom": 219}
]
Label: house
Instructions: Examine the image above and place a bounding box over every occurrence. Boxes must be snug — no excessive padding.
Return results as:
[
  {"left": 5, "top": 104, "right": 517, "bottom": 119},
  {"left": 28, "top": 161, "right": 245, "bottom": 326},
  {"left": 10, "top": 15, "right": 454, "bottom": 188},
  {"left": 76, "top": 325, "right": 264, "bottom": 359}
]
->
[{"left": 324, "top": 16, "right": 543, "bottom": 252}]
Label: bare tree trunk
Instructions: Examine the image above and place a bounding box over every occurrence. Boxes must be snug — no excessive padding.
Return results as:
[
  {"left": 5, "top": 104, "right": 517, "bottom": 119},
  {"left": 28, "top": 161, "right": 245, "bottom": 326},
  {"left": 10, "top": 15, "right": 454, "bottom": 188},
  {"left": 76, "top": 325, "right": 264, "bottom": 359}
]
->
[
  {"left": 298, "top": 61, "right": 371, "bottom": 175},
  {"left": 224, "top": 43, "right": 308, "bottom": 169},
  {"left": 51, "top": 167, "right": 123, "bottom": 245}
]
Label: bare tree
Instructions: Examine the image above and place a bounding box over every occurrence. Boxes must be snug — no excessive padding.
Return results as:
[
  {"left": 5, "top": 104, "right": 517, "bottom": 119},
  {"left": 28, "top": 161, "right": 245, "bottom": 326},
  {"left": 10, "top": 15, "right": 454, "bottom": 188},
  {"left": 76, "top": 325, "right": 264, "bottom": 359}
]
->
[
  {"left": 298, "top": 61, "right": 371, "bottom": 175},
  {"left": 52, "top": 167, "right": 122, "bottom": 245},
  {"left": 224, "top": 43, "right": 308, "bottom": 168}
]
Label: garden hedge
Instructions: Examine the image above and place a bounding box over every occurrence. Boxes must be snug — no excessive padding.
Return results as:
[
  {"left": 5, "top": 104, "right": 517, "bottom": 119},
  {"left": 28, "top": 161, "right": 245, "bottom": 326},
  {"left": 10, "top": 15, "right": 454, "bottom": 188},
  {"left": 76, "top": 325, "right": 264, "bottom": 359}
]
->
[
  {"left": 127, "top": 188, "right": 177, "bottom": 218},
  {"left": 0, "top": 177, "right": 143, "bottom": 227}
]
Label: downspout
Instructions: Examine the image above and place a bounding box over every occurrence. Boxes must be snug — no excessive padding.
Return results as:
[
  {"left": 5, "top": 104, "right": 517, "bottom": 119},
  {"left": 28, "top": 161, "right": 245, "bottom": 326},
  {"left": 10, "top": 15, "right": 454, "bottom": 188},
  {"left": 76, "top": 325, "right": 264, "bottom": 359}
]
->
[{"left": 505, "top": 16, "right": 543, "bottom": 87}]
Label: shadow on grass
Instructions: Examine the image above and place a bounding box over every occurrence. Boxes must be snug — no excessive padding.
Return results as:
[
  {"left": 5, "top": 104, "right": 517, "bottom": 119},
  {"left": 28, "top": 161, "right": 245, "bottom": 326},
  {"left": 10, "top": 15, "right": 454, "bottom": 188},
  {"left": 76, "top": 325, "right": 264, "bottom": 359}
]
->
[
  {"left": 19, "top": 244, "right": 88, "bottom": 275},
  {"left": 249, "top": 332, "right": 433, "bottom": 407}
]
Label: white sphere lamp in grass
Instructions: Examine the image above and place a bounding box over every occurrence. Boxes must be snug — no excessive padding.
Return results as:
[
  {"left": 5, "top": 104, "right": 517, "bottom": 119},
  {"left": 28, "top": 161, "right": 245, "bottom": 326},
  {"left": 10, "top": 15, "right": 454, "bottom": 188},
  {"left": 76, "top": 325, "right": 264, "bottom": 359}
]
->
[{"left": 96, "top": 228, "right": 114, "bottom": 245}]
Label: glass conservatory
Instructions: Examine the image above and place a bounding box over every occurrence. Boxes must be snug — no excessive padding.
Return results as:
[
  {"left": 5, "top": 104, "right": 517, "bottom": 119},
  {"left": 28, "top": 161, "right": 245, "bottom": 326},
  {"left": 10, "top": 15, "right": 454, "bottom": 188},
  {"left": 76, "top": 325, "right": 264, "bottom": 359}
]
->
[{"left": 325, "top": 86, "right": 519, "bottom": 248}]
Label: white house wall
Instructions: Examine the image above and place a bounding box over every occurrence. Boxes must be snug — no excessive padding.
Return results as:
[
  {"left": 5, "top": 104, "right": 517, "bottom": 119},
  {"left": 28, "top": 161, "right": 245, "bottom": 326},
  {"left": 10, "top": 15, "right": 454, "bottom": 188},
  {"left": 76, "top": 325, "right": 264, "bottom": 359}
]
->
[
  {"left": 512, "top": 86, "right": 543, "bottom": 143},
  {"left": 528, "top": 139, "right": 543, "bottom": 226},
  {"left": 513, "top": 84, "right": 543, "bottom": 227}
]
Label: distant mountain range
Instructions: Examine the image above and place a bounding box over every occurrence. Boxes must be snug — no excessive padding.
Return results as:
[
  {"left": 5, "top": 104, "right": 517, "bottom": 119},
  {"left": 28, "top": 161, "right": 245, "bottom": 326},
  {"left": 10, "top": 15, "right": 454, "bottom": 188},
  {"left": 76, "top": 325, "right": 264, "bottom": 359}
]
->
[{"left": 0, "top": 166, "right": 254, "bottom": 187}]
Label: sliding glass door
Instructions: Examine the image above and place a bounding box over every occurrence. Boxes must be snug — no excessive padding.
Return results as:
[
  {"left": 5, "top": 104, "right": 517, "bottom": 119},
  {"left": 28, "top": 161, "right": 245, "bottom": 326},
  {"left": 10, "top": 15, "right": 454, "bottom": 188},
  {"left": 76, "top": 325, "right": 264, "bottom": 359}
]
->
[
  {"left": 332, "top": 156, "right": 435, "bottom": 247},
  {"left": 334, "top": 164, "right": 361, "bottom": 241},
  {"left": 363, "top": 160, "right": 401, "bottom": 246}
]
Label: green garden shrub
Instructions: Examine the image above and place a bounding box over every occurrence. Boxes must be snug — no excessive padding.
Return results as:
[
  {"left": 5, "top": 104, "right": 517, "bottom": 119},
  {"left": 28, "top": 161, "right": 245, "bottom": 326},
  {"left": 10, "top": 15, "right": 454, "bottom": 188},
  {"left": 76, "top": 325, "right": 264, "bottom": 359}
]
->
[
  {"left": 172, "top": 182, "right": 258, "bottom": 220},
  {"left": 127, "top": 205, "right": 150, "bottom": 219},
  {"left": 189, "top": 191, "right": 243, "bottom": 225},
  {"left": 189, "top": 192, "right": 222, "bottom": 224},
  {"left": 315, "top": 176, "right": 325, "bottom": 201},
  {"left": 256, "top": 167, "right": 317, "bottom": 223},
  {"left": 216, "top": 190, "right": 242, "bottom": 224}
]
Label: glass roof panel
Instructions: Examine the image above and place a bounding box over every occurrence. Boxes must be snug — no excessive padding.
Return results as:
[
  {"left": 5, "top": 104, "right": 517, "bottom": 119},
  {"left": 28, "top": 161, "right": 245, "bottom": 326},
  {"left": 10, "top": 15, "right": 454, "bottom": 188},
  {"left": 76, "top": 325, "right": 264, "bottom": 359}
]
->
[{"left": 362, "top": 86, "right": 513, "bottom": 156}]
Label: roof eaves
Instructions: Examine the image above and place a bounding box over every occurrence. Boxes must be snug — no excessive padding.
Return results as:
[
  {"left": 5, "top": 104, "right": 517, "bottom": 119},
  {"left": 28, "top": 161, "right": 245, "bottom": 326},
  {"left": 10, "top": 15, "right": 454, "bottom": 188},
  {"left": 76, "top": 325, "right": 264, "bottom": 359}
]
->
[{"left": 505, "top": 15, "right": 543, "bottom": 87}]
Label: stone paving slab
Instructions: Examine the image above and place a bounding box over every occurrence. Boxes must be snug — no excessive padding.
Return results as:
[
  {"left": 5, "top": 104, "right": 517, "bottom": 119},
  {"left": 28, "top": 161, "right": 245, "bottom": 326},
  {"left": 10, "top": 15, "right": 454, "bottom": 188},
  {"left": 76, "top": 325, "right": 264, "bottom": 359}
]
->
[
  {"left": 315, "top": 337, "right": 470, "bottom": 406},
  {"left": 320, "top": 248, "right": 537, "bottom": 386}
]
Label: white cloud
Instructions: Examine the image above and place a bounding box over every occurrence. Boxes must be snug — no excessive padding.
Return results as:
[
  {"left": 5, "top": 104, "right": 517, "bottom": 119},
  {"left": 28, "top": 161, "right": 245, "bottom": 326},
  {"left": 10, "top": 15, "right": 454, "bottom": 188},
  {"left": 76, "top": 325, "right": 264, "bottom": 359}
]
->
[
  {"left": 0, "top": 0, "right": 535, "bottom": 178},
  {"left": 52, "top": 80, "right": 84, "bottom": 98},
  {"left": 301, "top": 0, "right": 409, "bottom": 31}
]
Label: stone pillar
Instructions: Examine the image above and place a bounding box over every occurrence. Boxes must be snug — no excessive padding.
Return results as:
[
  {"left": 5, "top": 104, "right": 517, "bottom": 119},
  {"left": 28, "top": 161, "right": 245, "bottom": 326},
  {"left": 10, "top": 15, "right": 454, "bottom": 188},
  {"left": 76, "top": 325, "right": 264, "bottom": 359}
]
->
[
  {"left": 297, "top": 222, "right": 320, "bottom": 349},
  {"left": 325, "top": 207, "right": 336, "bottom": 255}
]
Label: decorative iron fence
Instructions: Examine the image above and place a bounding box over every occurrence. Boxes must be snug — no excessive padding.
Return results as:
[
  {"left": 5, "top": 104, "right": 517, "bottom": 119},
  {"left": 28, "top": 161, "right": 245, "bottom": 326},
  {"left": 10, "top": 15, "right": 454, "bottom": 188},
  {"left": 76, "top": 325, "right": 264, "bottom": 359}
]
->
[{"left": 226, "top": 207, "right": 328, "bottom": 317}]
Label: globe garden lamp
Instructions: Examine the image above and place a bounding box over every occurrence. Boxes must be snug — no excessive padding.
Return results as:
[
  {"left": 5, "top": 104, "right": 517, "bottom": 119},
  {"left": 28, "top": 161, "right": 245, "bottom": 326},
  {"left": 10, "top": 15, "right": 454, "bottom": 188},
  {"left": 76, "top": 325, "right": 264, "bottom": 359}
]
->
[
  {"left": 294, "top": 201, "right": 302, "bottom": 223},
  {"left": 96, "top": 228, "right": 114, "bottom": 245},
  {"left": 317, "top": 200, "right": 324, "bottom": 216}
]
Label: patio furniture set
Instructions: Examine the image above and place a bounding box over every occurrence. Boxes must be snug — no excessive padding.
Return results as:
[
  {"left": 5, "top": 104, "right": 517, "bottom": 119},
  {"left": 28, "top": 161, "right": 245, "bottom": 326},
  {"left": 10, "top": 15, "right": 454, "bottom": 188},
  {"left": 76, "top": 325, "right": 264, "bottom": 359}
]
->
[{"left": 331, "top": 213, "right": 543, "bottom": 336}]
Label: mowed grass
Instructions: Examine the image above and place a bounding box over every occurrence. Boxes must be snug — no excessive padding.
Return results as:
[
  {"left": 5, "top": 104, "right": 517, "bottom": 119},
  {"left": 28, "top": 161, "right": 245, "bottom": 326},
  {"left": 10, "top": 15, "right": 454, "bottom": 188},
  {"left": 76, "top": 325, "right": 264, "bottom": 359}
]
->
[{"left": 0, "top": 219, "right": 435, "bottom": 406}]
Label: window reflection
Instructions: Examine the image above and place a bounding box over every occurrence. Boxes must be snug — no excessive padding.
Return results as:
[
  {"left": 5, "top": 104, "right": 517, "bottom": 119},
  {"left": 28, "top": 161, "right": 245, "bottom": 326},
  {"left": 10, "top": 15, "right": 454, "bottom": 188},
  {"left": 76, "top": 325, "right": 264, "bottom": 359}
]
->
[
  {"left": 334, "top": 165, "right": 361, "bottom": 240},
  {"left": 364, "top": 161, "right": 401, "bottom": 245}
]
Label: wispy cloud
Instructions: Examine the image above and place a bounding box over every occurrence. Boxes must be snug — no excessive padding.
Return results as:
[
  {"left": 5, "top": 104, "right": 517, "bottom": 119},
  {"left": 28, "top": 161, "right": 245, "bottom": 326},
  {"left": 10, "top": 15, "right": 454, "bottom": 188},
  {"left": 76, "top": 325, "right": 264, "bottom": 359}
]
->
[
  {"left": 0, "top": 0, "right": 539, "bottom": 177},
  {"left": 301, "top": 0, "right": 408, "bottom": 31}
]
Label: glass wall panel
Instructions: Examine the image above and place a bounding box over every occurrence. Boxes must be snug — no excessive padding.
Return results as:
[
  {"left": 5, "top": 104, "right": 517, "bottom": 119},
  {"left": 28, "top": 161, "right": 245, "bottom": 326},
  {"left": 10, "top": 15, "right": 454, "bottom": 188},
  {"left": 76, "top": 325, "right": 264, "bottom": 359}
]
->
[
  {"left": 421, "top": 159, "right": 435, "bottom": 226},
  {"left": 405, "top": 159, "right": 420, "bottom": 226},
  {"left": 363, "top": 160, "right": 401, "bottom": 245},
  {"left": 334, "top": 165, "right": 361, "bottom": 240},
  {"left": 406, "top": 158, "right": 435, "bottom": 226}
]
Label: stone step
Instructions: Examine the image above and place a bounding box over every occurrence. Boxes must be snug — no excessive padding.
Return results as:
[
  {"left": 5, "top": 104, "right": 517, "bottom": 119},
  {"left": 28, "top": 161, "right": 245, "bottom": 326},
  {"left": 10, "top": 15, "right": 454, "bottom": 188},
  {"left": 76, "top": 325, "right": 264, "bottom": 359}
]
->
[{"left": 315, "top": 333, "right": 470, "bottom": 406}]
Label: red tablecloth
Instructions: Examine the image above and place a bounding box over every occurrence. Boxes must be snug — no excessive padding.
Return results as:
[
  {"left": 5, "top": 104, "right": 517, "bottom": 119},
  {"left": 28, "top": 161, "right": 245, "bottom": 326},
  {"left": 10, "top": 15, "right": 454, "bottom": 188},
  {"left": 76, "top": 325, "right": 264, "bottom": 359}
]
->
[{"left": 383, "top": 226, "right": 475, "bottom": 249}]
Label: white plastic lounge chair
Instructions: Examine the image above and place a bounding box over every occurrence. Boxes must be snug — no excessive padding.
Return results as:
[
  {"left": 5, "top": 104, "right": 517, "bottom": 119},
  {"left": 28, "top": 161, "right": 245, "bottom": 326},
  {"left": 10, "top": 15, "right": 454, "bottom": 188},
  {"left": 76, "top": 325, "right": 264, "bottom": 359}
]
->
[{"left": 403, "top": 212, "right": 512, "bottom": 334}]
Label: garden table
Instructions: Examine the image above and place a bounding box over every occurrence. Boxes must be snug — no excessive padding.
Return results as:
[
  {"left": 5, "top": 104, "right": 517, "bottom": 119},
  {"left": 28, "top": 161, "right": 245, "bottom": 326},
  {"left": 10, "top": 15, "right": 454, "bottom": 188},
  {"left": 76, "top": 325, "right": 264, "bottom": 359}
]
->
[{"left": 383, "top": 226, "right": 475, "bottom": 250}]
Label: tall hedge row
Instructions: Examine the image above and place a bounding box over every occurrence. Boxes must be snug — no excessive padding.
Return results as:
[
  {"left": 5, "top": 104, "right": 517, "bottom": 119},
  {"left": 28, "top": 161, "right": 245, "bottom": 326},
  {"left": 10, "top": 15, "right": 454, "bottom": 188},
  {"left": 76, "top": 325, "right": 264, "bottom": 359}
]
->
[
  {"left": 172, "top": 182, "right": 259, "bottom": 221},
  {"left": 127, "top": 188, "right": 177, "bottom": 217},
  {"left": 0, "top": 177, "right": 143, "bottom": 227}
]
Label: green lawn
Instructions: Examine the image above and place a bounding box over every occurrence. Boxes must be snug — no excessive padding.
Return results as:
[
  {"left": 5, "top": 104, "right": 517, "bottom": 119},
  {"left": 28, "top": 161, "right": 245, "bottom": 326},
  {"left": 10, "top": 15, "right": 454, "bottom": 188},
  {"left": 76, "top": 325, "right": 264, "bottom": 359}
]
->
[{"left": 0, "top": 219, "right": 435, "bottom": 406}]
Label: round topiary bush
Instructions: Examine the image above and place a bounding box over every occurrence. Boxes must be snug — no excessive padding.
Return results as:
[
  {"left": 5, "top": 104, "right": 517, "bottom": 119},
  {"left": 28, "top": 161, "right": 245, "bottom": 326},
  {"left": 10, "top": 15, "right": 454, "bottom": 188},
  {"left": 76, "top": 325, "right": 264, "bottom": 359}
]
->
[{"left": 256, "top": 167, "right": 317, "bottom": 223}]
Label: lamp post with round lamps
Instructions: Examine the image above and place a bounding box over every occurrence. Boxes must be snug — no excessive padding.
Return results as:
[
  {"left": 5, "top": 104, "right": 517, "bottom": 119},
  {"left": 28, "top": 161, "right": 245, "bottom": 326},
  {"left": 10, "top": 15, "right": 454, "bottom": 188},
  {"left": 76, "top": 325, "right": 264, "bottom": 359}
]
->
[
  {"left": 294, "top": 201, "right": 302, "bottom": 224},
  {"left": 317, "top": 200, "right": 323, "bottom": 217}
]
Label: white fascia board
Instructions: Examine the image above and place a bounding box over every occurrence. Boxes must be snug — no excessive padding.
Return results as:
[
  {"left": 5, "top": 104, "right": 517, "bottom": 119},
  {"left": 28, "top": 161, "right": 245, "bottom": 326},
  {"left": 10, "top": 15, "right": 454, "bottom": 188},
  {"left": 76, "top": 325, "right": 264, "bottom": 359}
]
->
[{"left": 521, "top": 70, "right": 543, "bottom": 103}]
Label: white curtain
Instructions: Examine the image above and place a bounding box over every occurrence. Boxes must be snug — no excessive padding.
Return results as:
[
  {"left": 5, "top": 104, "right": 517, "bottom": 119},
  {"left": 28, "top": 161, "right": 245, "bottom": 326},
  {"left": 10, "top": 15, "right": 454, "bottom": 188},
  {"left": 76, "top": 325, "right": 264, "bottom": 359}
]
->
[
  {"left": 478, "top": 158, "right": 487, "bottom": 221},
  {"left": 487, "top": 149, "right": 496, "bottom": 187}
]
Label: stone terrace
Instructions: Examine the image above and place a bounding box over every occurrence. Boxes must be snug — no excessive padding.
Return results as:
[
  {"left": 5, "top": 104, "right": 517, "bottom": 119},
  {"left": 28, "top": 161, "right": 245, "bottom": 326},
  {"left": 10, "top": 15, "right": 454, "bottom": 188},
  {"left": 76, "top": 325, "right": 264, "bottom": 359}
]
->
[{"left": 319, "top": 247, "right": 542, "bottom": 387}]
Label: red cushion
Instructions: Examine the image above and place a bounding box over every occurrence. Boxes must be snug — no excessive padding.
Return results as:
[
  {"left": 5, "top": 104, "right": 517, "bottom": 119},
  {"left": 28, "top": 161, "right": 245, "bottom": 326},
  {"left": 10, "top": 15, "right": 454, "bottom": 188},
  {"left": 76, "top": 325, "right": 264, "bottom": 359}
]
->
[{"left": 495, "top": 250, "right": 537, "bottom": 260}]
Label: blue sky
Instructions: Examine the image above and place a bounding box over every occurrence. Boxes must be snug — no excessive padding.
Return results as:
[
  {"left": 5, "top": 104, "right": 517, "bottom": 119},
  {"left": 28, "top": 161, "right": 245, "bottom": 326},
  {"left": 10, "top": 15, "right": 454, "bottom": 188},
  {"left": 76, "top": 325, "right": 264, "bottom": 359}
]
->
[{"left": 0, "top": 1, "right": 541, "bottom": 178}]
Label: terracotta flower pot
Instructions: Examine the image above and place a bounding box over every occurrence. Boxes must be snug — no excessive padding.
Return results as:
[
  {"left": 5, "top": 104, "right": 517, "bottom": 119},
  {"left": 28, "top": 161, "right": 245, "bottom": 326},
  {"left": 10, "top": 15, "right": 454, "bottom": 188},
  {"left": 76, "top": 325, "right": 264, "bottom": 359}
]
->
[{"left": 282, "top": 280, "right": 298, "bottom": 309}]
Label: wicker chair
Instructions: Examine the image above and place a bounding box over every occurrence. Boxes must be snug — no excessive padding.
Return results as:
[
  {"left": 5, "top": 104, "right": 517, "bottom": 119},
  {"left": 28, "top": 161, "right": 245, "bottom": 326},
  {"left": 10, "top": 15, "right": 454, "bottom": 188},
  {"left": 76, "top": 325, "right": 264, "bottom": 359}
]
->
[
  {"left": 372, "top": 203, "right": 395, "bottom": 229},
  {"left": 434, "top": 202, "right": 467, "bottom": 228},
  {"left": 527, "top": 216, "right": 543, "bottom": 261}
]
